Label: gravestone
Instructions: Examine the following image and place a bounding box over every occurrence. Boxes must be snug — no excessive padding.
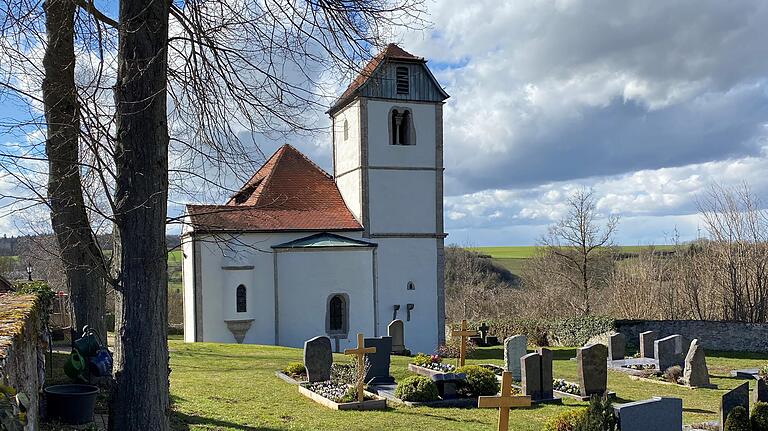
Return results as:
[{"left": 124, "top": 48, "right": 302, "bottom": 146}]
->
[
  {"left": 683, "top": 339, "right": 710, "bottom": 387},
  {"left": 388, "top": 320, "right": 405, "bottom": 354},
  {"left": 614, "top": 397, "right": 683, "bottom": 431},
  {"left": 303, "top": 336, "right": 332, "bottom": 382},
  {"left": 577, "top": 344, "right": 608, "bottom": 397},
  {"left": 754, "top": 378, "right": 767, "bottom": 403},
  {"left": 431, "top": 372, "right": 466, "bottom": 399},
  {"left": 520, "top": 352, "right": 542, "bottom": 401},
  {"left": 478, "top": 323, "right": 490, "bottom": 341},
  {"left": 655, "top": 335, "right": 684, "bottom": 372},
  {"left": 539, "top": 348, "right": 554, "bottom": 400},
  {"left": 720, "top": 382, "right": 750, "bottom": 431},
  {"left": 608, "top": 333, "right": 626, "bottom": 361},
  {"left": 503, "top": 335, "right": 527, "bottom": 381},
  {"left": 364, "top": 336, "right": 395, "bottom": 384},
  {"left": 639, "top": 331, "right": 657, "bottom": 359}
]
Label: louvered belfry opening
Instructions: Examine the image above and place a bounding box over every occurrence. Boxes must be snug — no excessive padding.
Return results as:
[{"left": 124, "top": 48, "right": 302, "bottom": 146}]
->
[{"left": 396, "top": 66, "right": 409, "bottom": 94}]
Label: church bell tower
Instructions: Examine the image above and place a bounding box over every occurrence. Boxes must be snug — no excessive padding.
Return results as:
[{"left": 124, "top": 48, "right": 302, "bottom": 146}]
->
[{"left": 328, "top": 44, "right": 450, "bottom": 351}]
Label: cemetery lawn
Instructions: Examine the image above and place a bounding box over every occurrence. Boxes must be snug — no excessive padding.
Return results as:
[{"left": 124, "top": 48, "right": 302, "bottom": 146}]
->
[{"left": 168, "top": 341, "right": 768, "bottom": 431}]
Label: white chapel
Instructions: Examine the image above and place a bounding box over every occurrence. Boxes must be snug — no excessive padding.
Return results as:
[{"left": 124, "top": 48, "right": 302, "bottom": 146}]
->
[{"left": 181, "top": 44, "right": 449, "bottom": 353}]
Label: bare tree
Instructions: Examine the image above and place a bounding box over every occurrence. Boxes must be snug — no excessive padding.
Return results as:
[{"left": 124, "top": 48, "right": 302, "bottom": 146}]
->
[{"left": 536, "top": 189, "right": 619, "bottom": 315}]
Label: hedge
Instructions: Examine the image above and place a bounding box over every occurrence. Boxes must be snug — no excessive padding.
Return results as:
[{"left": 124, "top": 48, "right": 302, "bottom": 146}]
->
[{"left": 457, "top": 316, "right": 615, "bottom": 347}]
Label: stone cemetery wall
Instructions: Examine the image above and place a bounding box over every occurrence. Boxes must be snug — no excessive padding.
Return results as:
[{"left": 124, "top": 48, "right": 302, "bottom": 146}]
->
[
  {"left": 616, "top": 320, "right": 768, "bottom": 353},
  {"left": 0, "top": 294, "right": 46, "bottom": 430}
]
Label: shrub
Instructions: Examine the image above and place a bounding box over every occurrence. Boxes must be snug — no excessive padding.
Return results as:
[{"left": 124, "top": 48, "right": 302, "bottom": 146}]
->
[
  {"left": 724, "top": 406, "right": 751, "bottom": 431},
  {"left": 282, "top": 362, "right": 306, "bottom": 377},
  {"left": 461, "top": 316, "right": 615, "bottom": 347},
  {"left": 543, "top": 408, "right": 587, "bottom": 431},
  {"left": 410, "top": 353, "right": 432, "bottom": 367},
  {"left": 455, "top": 365, "right": 499, "bottom": 396},
  {"left": 663, "top": 365, "right": 683, "bottom": 384},
  {"left": 394, "top": 376, "right": 439, "bottom": 402},
  {"left": 575, "top": 394, "right": 616, "bottom": 431},
  {"left": 753, "top": 402, "right": 768, "bottom": 431}
]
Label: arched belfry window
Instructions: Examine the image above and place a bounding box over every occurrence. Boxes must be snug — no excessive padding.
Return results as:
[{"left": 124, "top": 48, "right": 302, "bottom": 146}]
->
[
  {"left": 343, "top": 119, "right": 349, "bottom": 141},
  {"left": 236, "top": 284, "right": 247, "bottom": 313},
  {"left": 390, "top": 108, "right": 414, "bottom": 146},
  {"left": 326, "top": 293, "right": 349, "bottom": 335}
]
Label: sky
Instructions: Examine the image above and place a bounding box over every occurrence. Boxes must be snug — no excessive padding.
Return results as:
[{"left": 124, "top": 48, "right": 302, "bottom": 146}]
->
[{"left": 2, "top": 0, "right": 768, "bottom": 246}]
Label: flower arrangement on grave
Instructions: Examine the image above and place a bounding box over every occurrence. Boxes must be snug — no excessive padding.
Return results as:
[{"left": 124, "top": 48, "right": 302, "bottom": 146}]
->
[
  {"left": 624, "top": 363, "right": 656, "bottom": 371},
  {"left": 302, "top": 359, "right": 374, "bottom": 403},
  {"left": 553, "top": 379, "right": 581, "bottom": 396},
  {"left": 410, "top": 353, "right": 456, "bottom": 372}
]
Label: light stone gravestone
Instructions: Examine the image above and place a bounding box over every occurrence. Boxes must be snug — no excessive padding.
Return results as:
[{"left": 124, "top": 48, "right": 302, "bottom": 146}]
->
[
  {"left": 639, "top": 331, "right": 657, "bottom": 359},
  {"left": 520, "top": 352, "right": 542, "bottom": 401},
  {"left": 538, "top": 347, "right": 553, "bottom": 400},
  {"left": 608, "top": 333, "right": 626, "bottom": 361},
  {"left": 655, "top": 335, "right": 684, "bottom": 372},
  {"left": 683, "top": 339, "right": 710, "bottom": 387},
  {"left": 503, "top": 335, "right": 526, "bottom": 381},
  {"left": 613, "top": 397, "right": 683, "bottom": 431},
  {"left": 364, "top": 336, "right": 395, "bottom": 384},
  {"left": 577, "top": 344, "right": 608, "bottom": 397},
  {"left": 388, "top": 320, "right": 405, "bottom": 354},
  {"left": 720, "top": 382, "right": 750, "bottom": 431},
  {"left": 303, "top": 336, "right": 332, "bottom": 382}
]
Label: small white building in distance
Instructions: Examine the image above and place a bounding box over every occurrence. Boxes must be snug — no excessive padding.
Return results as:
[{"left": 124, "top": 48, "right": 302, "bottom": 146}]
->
[{"left": 181, "top": 44, "right": 449, "bottom": 353}]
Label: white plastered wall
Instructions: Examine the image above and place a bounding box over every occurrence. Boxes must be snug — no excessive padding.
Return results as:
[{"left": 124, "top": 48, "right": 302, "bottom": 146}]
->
[
  {"left": 332, "top": 101, "right": 363, "bottom": 222},
  {"left": 366, "top": 100, "right": 436, "bottom": 168}
]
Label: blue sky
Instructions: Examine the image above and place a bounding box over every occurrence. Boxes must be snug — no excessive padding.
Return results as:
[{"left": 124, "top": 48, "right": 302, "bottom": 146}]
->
[{"left": 2, "top": 1, "right": 768, "bottom": 246}]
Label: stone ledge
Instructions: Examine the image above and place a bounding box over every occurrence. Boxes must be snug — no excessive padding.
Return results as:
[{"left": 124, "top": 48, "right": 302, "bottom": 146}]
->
[{"left": 0, "top": 294, "right": 39, "bottom": 362}]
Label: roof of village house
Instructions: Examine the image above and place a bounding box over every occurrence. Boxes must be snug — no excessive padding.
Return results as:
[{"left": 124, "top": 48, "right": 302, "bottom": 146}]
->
[
  {"left": 328, "top": 43, "right": 448, "bottom": 114},
  {"left": 185, "top": 145, "right": 362, "bottom": 233}
]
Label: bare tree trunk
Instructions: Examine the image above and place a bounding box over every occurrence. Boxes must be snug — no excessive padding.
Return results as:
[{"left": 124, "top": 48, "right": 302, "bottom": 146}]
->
[
  {"left": 42, "top": 0, "right": 106, "bottom": 338},
  {"left": 109, "top": 0, "right": 170, "bottom": 429}
]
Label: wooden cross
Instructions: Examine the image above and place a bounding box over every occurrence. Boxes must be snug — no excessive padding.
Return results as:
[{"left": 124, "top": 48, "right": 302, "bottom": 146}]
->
[
  {"left": 478, "top": 371, "right": 532, "bottom": 431},
  {"left": 343, "top": 333, "right": 376, "bottom": 402},
  {"left": 452, "top": 319, "right": 478, "bottom": 367}
]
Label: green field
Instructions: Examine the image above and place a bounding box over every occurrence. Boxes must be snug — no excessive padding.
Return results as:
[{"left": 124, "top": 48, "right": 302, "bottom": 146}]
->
[{"left": 162, "top": 341, "right": 766, "bottom": 430}]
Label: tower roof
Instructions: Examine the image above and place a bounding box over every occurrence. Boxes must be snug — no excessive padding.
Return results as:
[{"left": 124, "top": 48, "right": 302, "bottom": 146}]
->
[
  {"left": 328, "top": 43, "right": 448, "bottom": 115},
  {"left": 186, "top": 145, "right": 361, "bottom": 233}
]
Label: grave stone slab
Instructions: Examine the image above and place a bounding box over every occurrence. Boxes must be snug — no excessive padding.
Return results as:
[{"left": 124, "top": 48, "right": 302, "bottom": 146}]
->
[
  {"left": 521, "top": 352, "right": 542, "bottom": 401},
  {"left": 640, "top": 331, "right": 657, "bottom": 359},
  {"left": 754, "top": 378, "right": 768, "bottom": 403},
  {"left": 683, "top": 339, "right": 710, "bottom": 387},
  {"left": 364, "top": 336, "right": 395, "bottom": 384},
  {"left": 388, "top": 320, "right": 405, "bottom": 354},
  {"left": 577, "top": 344, "right": 608, "bottom": 397},
  {"left": 303, "top": 336, "right": 332, "bottom": 382},
  {"left": 614, "top": 397, "right": 683, "bottom": 431},
  {"left": 431, "top": 372, "right": 466, "bottom": 400},
  {"left": 720, "top": 382, "right": 750, "bottom": 431},
  {"left": 504, "top": 335, "right": 527, "bottom": 381},
  {"left": 655, "top": 335, "right": 684, "bottom": 372},
  {"left": 539, "top": 348, "right": 554, "bottom": 400},
  {"left": 730, "top": 368, "right": 760, "bottom": 379},
  {"left": 608, "top": 333, "right": 626, "bottom": 361}
]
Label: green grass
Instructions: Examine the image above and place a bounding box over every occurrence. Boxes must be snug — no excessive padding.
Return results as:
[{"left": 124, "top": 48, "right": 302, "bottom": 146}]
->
[
  {"left": 472, "top": 245, "right": 676, "bottom": 259},
  {"left": 167, "top": 341, "right": 768, "bottom": 430}
]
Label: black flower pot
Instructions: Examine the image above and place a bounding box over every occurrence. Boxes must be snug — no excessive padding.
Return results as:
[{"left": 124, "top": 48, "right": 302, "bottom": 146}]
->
[{"left": 44, "top": 384, "right": 99, "bottom": 425}]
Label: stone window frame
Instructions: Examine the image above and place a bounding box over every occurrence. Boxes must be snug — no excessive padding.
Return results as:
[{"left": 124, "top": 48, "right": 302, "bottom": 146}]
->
[
  {"left": 343, "top": 118, "right": 349, "bottom": 141},
  {"left": 236, "top": 284, "right": 247, "bottom": 313},
  {"left": 389, "top": 106, "right": 416, "bottom": 146},
  {"left": 326, "top": 293, "right": 349, "bottom": 337}
]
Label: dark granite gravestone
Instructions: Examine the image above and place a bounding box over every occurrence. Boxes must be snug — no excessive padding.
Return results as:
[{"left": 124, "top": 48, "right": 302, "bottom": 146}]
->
[
  {"left": 614, "top": 397, "right": 683, "bottom": 431},
  {"left": 539, "top": 347, "right": 554, "bottom": 400},
  {"left": 364, "top": 336, "right": 395, "bottom": 384},
  {"left": 608, "top": 333, "right": 626, "bottom": 361},
  {"left": 577, "top": 344, "right": 608, "bottom": 397},
  {"left": 683, "top": 339, "right": 710, "bottom": 387},
  {"left": 655, "top": 335, "right": 684, "bottom": 372},
  {"left": 478, "top": 322, "right": 490, "bottom": 340},
  {"left": 521, "top": 352, "right": 542, "bottom": 401},
  {"left": 754, "top": 377, "right": 767, "bottom": 403},
  {"left": 720, "top": 382, "right": 750, "bottom": 431},
  {"left": 640, "top": 331, "right": 657, "bottom": 359},
  {"left": 303, "top": 336, "right": 332, "bottom": 382},
  {"left": 388, "top": 320, "right": 405, "bottom": 354},
  {"left": 504, "top": 335, "right": 527, "bottom": 381},
  {"left": 431, "top": 372, "right": 467, "bottom": 399},
  {"left": 730, "top": 368, "right": 760, "bottom": 379}
]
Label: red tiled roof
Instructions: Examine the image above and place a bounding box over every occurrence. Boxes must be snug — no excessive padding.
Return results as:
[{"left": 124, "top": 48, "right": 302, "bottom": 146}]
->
[
  {"left": 186, "top": 145, "right": 361, "bottom": 232},
  {"left": 330, "top": 43, "right": 425, "bottom": 113}
]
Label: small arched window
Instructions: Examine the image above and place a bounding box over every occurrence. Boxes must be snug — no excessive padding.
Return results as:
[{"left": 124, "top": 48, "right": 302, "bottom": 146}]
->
[
  {"left": 343, "top": 119, "right": 349, "bottom": 141},
  {"left": 390, "top": 108, "right": 413, "bottom": 146},
  {"left": 236, "top": 284, "right": 247, "bottom": 313},
  {"left": 329, "top": 295, "right": 344, "bottom": 331}
]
